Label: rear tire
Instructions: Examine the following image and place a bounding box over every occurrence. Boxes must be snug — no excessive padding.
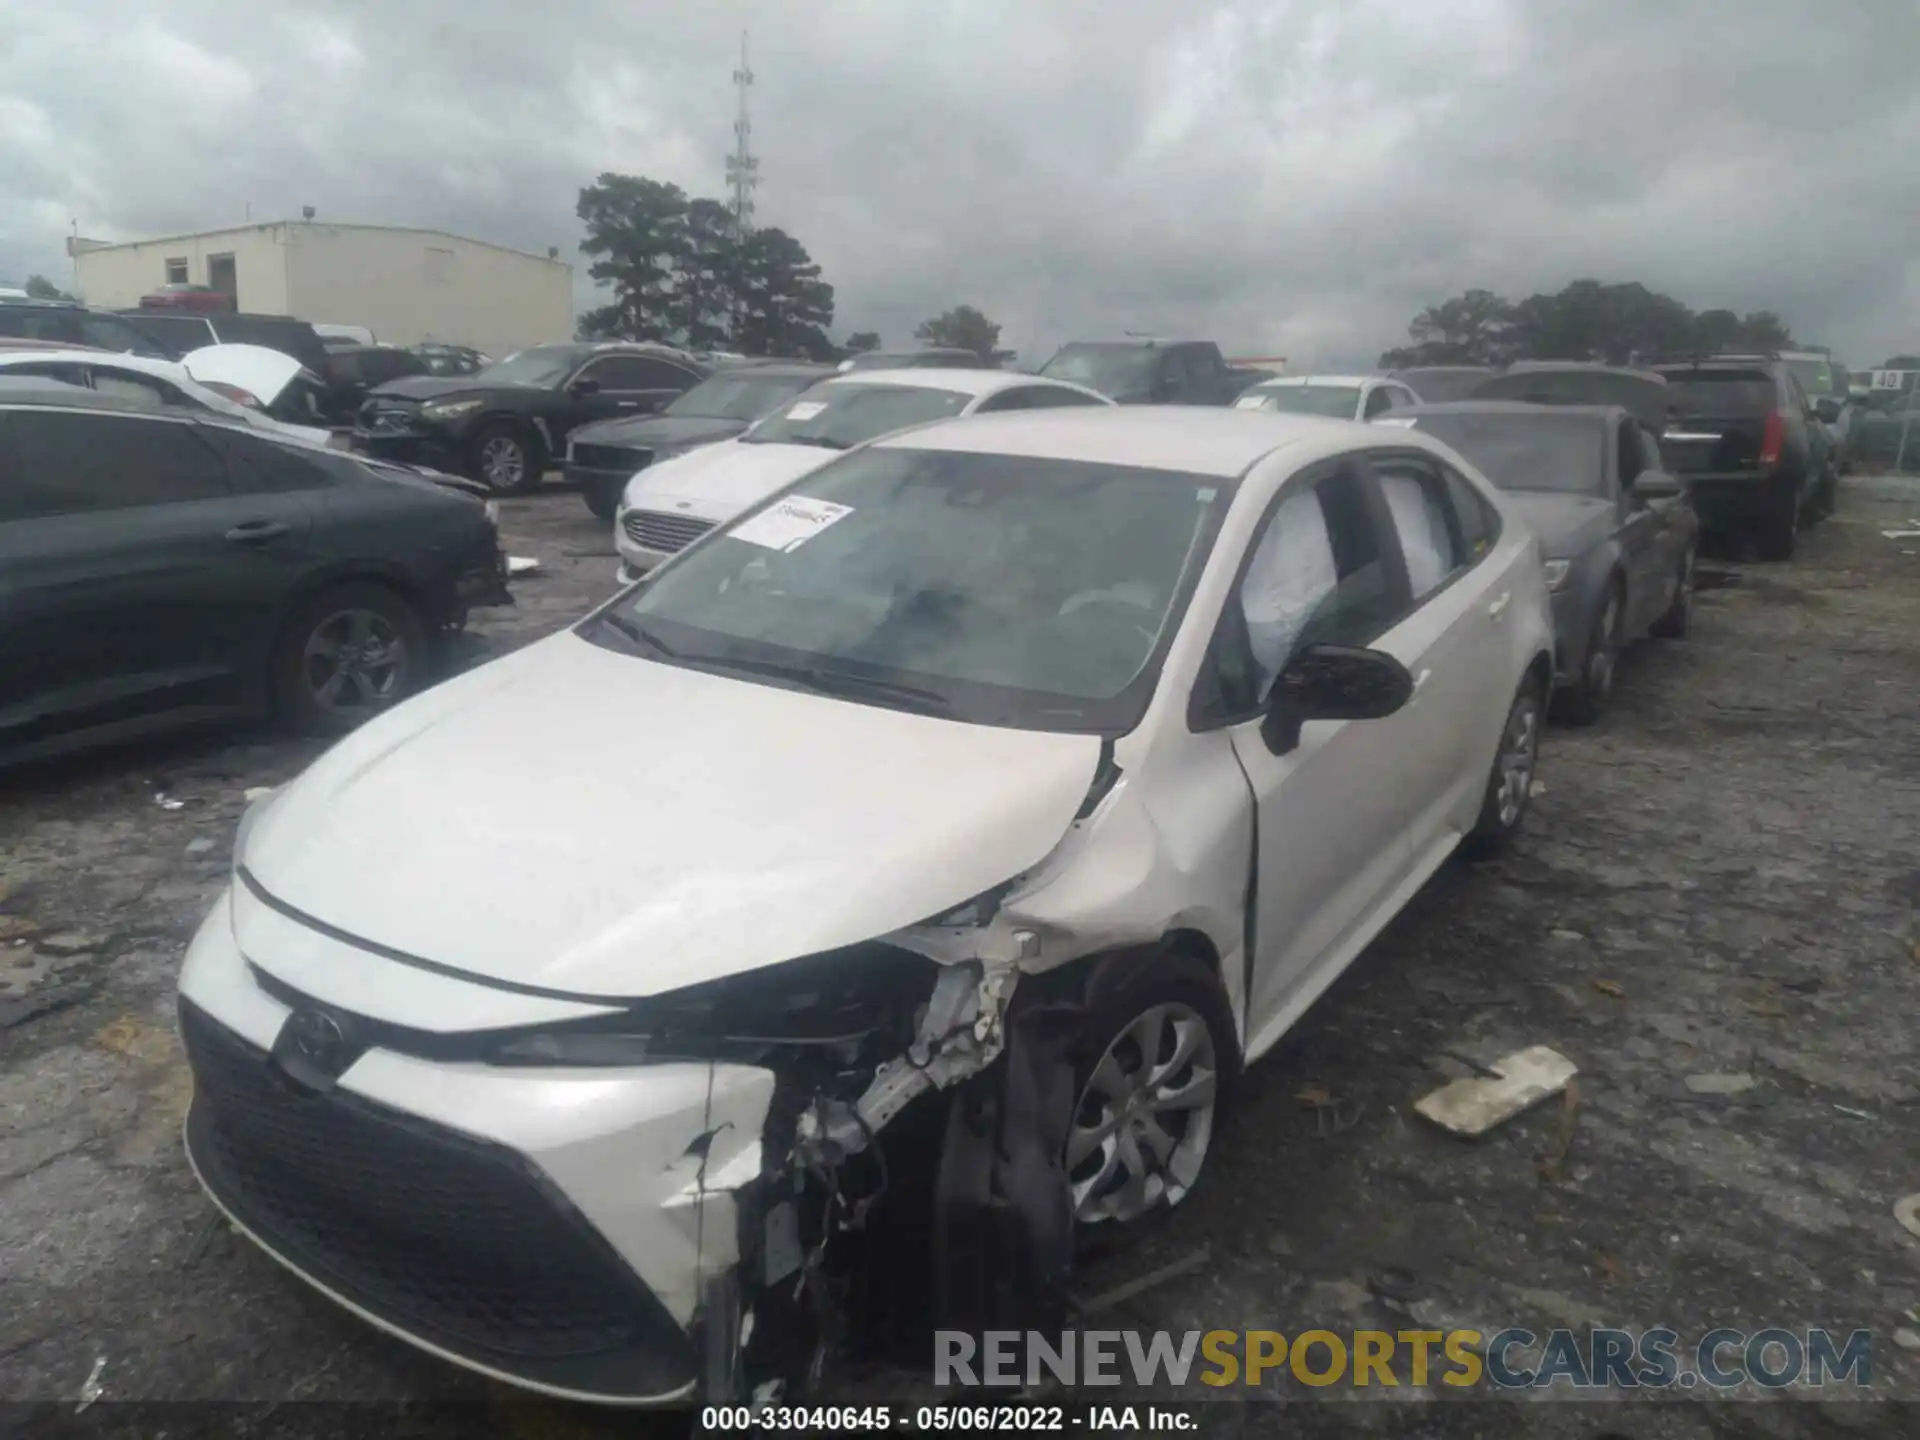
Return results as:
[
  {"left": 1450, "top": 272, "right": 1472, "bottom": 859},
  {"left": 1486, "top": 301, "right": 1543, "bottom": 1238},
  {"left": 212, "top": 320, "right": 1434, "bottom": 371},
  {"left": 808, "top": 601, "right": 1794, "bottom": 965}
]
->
[
  {"left": 271, "top": 582, "right": 429, "bottom": 737},
  {"left": 1755, "top": 485, "right": 1799, "bottom": 561},
  {"left": 1649, "top": 545, "right": 1695, "bottom": 639},
  {"left": 1463, "top": 672, "right": 1544, "bottom": 858}
]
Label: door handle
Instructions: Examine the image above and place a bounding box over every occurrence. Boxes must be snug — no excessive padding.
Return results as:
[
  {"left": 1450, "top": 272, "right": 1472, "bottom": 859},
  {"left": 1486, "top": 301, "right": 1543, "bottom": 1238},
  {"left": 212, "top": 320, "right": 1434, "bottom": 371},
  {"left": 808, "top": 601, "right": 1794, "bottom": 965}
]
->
[
  {"left": 616, "top": 400, "right": 640, "bottom": 409},
  {"left": 1487, "top": 591, "right": 1511, "bottom": 618},
  {"left": 225, "top": 521, "right": 290, "bottom": 543}
]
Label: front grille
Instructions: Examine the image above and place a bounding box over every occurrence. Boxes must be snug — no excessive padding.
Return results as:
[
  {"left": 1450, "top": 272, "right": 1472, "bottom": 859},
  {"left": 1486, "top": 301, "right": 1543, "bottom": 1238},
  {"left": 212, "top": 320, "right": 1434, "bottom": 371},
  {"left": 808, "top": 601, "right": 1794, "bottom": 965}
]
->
[
  {"left": 360, "top": 402, "right": 419, "bottom": 433},
  {"left": 622, "top": 510, "right": 715, "bottom": 553},
  {"left": 179, "top": 998, "right": 694, "bottom": 1397},
  {"left": 572, "top": 444, "right": 649, "bottom": 472}
]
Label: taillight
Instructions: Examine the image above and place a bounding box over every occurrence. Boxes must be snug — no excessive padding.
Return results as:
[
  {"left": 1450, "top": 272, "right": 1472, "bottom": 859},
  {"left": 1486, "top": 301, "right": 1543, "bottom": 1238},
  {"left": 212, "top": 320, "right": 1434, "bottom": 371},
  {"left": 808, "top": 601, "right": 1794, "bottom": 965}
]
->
[
  {"left": 1758, "top": 409, "right": 1785, "bottom": 467},
  {"left": 203, "top": 381, "right": 261, "bottom": 409}
]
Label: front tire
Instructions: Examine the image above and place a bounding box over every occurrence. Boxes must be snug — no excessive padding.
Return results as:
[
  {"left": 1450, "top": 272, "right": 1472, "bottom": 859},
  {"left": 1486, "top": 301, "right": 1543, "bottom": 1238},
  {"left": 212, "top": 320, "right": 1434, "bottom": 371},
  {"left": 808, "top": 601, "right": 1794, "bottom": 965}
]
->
[
  {"left": 271, "top": 582, "right": 429, "bottom": 737},
  {"left": 1556, "top": 584, "right": 1621, "bottom": 725},
  {"left": 1063, "top": 951, "right": 1237, "bottom": 1237},
  {"left": 1464, "top": 672, "right": 1544, "bottom": 857},
  {"left": 1649, "top": 545, "right": 1695, "bottom": 639},
  {"left": 582, "top": 476, "right": 621, "bottom": 522},
  {"left": 469, "top": 422, "right": 543, "bottom": 496}
]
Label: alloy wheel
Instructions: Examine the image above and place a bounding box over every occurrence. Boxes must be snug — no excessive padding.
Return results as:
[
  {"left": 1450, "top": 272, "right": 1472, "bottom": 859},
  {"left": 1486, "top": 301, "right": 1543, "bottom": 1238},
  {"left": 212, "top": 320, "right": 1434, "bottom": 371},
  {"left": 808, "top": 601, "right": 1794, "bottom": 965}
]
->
[
  {"left": 302, "top": 609, "right": 408, "bottom": 717},
  {"left": 479, "top": 436, "right": 526, "bottom": 492},
  {"left": 1066, "top": 1001, "right": 1218, "bottom": 1226},
  {"left": 1495, "top": 690, "right": 1541, "bottom": 828}
]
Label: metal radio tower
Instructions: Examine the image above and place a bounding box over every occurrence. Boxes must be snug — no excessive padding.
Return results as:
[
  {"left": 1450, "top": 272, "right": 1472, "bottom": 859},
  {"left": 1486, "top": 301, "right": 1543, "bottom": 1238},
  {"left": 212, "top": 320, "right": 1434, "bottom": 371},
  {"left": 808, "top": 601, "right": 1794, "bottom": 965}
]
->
[{"left": 726, "top": 31, "right": 759, "bottom": 237}]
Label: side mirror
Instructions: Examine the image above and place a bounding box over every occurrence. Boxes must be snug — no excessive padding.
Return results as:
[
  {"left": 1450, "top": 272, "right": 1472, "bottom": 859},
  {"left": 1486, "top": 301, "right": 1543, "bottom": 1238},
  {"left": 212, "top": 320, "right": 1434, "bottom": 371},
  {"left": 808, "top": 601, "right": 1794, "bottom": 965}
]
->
[
  {"left": 568, "top": 377, "right": 601, "bottom": 397},
  {"left": 1260, "top": 643, "right": 1415, "bottom": 755},
  {"left": 1814, "top": 398, "right": 1841, "bottom": 424},
  {"left": 1632, "top": 471, "right": 1683, "bottom": 501}
]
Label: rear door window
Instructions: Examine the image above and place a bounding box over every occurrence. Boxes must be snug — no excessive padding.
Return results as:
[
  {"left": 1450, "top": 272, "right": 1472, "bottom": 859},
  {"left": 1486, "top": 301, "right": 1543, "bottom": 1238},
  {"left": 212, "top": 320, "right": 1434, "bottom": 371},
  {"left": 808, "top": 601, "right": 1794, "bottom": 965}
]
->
[
  {"left": 1440, "top": 465, "right": 1501, "bottom": 563},
  {"left": 1659, "top": 370, "right": 1777, "bottom": 416},
  {"left": 5, "top": 412, "right": 231, "bottom": 518},
  {"left": 1370, "top": 453, "right": 1465, "bottom": 601}
]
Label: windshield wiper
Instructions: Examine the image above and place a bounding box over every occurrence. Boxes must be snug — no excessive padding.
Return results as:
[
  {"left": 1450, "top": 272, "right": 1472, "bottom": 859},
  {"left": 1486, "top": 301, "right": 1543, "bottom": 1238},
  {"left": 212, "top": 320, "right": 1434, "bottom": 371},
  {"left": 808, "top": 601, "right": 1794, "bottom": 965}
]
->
[
  {"left": 700, "top": 655, "right": 951, "bottom": 711},
  {"left": 598, "top": 611, "right": 677, "bottom": 658}
]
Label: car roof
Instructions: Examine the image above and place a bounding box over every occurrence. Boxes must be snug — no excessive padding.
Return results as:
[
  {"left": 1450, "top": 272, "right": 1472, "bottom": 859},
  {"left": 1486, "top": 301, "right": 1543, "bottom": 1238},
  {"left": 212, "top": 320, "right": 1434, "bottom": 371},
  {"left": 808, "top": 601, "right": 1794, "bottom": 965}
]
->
[
  {"left": 1250, "top": 374, "right": 1380, "bottom": 387},
  {"left": 0, "top": 348, "right": 182, "bottom": 377},
  {"left": 0, "top": 338, "right": 105, "bottom": 353},
  {"left": 876, "top": 405, "right": 1401, "bottom": 477},
  {"left": 0, "top": 296, "right": 82, "bottom": 310},
  {"left": 1504, "top": 360, "right": 1666, "bottom": 382},
  {"left": 825, "top": 367, "right": 1085, "bottom": 399},
  {"left": 710, "top": 361, "right": 833, "bottom": 380},
  {"left": 1396, "top": 399, "right": 1622, "bottom": 424}
]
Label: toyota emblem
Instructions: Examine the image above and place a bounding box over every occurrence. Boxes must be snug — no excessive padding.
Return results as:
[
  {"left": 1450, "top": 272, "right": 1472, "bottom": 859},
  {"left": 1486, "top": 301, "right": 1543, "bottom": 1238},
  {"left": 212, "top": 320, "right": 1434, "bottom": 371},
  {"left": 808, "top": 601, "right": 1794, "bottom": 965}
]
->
[{"left": 287, "top": 1008, "right": 347, "bottom": 1071}]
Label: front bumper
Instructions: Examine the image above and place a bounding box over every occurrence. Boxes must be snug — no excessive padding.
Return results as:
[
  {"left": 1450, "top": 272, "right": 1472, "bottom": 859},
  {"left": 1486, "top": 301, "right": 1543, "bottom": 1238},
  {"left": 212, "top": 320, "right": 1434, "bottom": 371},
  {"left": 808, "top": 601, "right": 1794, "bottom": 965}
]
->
[
  {"left": 176, "top": 890, "right": 775, "bottom": 1406},
  {"left": 352, "top": 429, "right": 467, "bottom": 471}
]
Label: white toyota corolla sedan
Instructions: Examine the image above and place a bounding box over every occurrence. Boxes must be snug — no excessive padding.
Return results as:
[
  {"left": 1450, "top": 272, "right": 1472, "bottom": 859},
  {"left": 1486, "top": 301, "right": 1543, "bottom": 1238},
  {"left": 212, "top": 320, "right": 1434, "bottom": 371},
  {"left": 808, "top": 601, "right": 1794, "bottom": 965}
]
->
[
  {"left": 177, "top": 406, "right": 1555, "bottom": 1406},
  {"left": 612, "top": 367, "right": 1112, "bottom": 581}
]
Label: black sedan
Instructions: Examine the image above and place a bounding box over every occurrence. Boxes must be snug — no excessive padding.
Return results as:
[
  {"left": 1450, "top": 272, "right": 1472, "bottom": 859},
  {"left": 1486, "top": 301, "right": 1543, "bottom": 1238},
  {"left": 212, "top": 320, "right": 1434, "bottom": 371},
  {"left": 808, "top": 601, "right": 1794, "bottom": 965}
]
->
[
  {"left": 1384, "top": 401, "right": 1698, "bottom": 723},
  {"left": 0, "top": 381, "right": 510, "bottom": 768},
  {"left": 353, "top": 342, "right": 709, "bottom": 495},
  {"left": 565, "top": 362, "right": 836, "bottom": 520}
]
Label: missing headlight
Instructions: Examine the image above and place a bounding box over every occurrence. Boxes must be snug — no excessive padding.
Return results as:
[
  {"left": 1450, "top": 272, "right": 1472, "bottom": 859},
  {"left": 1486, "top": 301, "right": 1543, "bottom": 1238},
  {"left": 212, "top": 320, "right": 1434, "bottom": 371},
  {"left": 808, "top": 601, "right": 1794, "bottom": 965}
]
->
[{"left": 486, "top": 943, "right": 942, "bottom": 1069}]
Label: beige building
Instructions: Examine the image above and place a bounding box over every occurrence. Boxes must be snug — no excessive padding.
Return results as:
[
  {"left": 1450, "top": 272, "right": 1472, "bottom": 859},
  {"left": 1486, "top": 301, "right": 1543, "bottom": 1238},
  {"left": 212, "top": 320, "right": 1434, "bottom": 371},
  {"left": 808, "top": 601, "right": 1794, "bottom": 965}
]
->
[{"left": 71, "top": 221, "right": 574, "bottom": 358}]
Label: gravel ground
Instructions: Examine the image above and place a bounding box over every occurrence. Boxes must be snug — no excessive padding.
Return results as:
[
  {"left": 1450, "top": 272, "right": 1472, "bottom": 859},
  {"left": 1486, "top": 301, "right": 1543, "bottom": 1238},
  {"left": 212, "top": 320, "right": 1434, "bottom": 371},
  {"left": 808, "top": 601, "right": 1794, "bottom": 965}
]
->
[{"left": 2, "top": 474, "right": 1917, "bottom": 1437}]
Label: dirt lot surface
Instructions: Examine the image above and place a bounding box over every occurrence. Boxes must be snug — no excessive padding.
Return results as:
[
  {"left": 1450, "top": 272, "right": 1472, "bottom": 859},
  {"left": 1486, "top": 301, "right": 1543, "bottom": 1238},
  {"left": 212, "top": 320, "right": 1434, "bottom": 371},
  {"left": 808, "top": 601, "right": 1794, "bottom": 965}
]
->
[{"left": 3, "top": 475, "right": 1918, "bottom": 1437}]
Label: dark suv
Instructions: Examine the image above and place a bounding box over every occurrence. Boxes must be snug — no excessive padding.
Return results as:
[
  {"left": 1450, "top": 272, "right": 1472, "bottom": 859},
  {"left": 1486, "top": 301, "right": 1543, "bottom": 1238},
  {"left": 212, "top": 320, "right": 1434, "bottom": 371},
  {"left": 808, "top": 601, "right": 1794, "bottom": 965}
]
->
[
  {"left": 0, "top": 297, "right": 173, "bottom": 357},
  {"left": 117, "top": 310, "right": 333, "bottom": 378},
  {"left": 354, "top": 342, "right": 709, "bottom": 494},
  {"left": 1653, "top": 356, "right": 1837, "bottom": 560}
]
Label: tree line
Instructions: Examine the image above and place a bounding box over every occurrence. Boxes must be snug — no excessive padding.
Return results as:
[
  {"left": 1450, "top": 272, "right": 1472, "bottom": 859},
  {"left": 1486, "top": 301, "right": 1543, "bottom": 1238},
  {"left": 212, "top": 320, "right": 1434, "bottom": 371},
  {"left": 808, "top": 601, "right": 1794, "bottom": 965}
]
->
[
  {"left": 1379, "top": 280, "right": 1802, "bottom": 370},
  {"left": 575, "top": 173, "right": 1010, "bottom": 363}
]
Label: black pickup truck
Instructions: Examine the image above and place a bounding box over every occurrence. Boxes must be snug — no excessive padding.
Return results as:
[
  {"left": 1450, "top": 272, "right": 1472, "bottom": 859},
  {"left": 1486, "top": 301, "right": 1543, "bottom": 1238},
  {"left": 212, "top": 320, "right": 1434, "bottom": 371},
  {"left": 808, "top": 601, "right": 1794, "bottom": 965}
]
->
[
  {"left": 1037, "top": 339, "right": 1258, "bottom": 405},
  {"left": 353, "top": 342, "right": 708, "bottom": 494}
]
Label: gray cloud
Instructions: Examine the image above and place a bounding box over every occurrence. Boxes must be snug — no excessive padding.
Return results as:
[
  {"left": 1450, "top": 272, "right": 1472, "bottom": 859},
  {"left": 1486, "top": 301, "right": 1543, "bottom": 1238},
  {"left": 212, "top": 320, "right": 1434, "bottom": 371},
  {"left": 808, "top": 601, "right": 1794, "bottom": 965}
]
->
[{"left": 2, "top": 0, "right": 1913, "bottom": 368}]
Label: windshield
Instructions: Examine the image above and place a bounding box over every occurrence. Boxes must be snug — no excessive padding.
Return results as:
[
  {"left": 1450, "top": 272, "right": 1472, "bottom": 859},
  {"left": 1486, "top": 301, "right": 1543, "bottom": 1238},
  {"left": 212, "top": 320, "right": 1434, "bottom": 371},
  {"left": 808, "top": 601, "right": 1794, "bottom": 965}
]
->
[
  {"left": 588, "top": 447, "right": 1233, "bottom": 733},
  {"left": 743, "top": 382, "right": 971, "bottom": 449},
  {"left": 1242, "top": 385, "right": 1362, "bottom": 418},
  {"left": 1397, "top": 369, "right": 1492, "bottom": 403},
  {"left": 1040, "top": 346, "right": 1158, "bottom": 396},
  {"left": 1785, "top": 358, "right": 1834, "bottom": 397},
  {"left": 668, "top": 371, "right": 819, "bottom": 422},
  {"left": 1412, "top": 412, "right": 1606, "bottom": 494},
  {"left": 476, "top": 346, "right": 582, "bottom": 387},
  {"left": 1658, "top": 370, "right": 1776, "bottom": 416}
]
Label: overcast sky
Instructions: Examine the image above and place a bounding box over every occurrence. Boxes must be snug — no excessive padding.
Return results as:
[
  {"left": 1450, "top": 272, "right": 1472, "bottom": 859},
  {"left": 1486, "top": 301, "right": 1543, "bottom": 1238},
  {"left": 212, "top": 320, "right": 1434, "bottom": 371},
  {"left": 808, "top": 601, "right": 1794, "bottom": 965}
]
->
[{"left": 3, "top": 0, "right": 1915, "bottom": 368}]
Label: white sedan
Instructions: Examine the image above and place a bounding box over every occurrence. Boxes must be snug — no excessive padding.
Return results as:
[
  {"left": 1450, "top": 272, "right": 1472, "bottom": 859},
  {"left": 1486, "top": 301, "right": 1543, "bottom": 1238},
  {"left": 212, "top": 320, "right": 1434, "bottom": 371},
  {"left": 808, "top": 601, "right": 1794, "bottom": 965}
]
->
[
  {"left": 0, "top": 345, "right": 333, "bottom": 446},
  {"left": 1235, "top": 373, "right": 1423, "bottom": 423},
  {"left": 613, "top": 367, "right": 1112, "bottom": 581},
  {"left": 177, "top": 407, "right": 1554, "bottom": 1406}
]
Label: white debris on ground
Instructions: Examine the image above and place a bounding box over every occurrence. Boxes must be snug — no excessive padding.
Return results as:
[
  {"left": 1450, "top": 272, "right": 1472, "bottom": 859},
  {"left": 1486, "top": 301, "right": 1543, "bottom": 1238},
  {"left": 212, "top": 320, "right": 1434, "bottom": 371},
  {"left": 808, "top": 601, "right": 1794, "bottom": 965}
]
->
[{"left": 1414, "top": 1045, "right": 1578, "bottom": 1137}]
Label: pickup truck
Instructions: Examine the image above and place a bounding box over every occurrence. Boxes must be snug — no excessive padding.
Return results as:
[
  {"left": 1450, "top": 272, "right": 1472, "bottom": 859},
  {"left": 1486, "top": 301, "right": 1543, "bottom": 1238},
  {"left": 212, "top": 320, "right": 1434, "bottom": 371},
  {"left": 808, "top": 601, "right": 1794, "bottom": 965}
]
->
[{"left": 1038, "top": 339, "right": 1259, "bottom": 405}]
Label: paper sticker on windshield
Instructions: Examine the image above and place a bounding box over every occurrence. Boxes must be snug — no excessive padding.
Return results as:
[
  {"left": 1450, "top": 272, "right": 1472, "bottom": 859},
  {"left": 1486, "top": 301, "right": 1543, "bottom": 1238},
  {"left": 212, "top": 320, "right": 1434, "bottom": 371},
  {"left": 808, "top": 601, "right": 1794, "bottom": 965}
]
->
[
  {"left": 730, "top": 495, "right": 853, "bottom": 552},
  {"left": 1374, "top": 416, "right": 1419, "bottom": 427},
  {"left": 784, "top": 401, "right": 828, "bottom": 421},
  {"left": 1233, "top": 394, "right": 1270, "bottom": 410}
]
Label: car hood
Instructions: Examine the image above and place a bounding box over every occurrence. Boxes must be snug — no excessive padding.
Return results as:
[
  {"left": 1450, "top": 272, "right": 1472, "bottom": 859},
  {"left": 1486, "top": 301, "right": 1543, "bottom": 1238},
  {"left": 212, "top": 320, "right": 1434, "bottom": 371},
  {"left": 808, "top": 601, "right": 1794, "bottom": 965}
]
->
[
  {"left": 240, "top": 631, "right": 1102, "bottom": 1000},
  {"left": 623, "top": 438, "right": 840, "bottom": 520},
  {"left": 182, "top": 344, "right": 303, "bottom": 405},
  {"left": 572, "top": 414, "right": 751, "bottom": 450},
  {"left": 1505, "top": 492, "right": 1617, "bottom": 559},
  {"left": 366, "top": 374, "right": 538, "bottom": 402}
]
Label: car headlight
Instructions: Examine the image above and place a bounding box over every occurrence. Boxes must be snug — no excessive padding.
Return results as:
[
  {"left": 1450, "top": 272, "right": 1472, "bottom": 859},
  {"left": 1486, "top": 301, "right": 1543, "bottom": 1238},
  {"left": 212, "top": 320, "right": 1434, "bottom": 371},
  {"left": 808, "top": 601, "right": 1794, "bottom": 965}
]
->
[
  {"left": 420, "top": 397, "right": 486, "bottom": 422},
  {"left": 1542, "top": 559, "right": 1572, "bottom": 592},
  {"left": 487, "top": 944, "right": 942, "bottom": 1067}
]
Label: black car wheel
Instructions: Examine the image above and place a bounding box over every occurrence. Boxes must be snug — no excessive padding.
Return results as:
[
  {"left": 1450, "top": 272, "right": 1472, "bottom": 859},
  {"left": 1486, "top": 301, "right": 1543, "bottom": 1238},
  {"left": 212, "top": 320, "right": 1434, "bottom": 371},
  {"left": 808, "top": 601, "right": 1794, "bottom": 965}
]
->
[
  {"left": 1649, "top": 545, "right": 1695, "bottom": 639},
  {"left": 273, "top": 582, "right": 429, "bottom": 736},
  {"left": 582, "top": 476, "right": 622, "bottom": 523},
  {"left": 1464, "top": 672, "right": 1544, "bottom": 857},
  {"left": 1557, "top": 584, "right": 1621, "bottom": 726},
  {"left": 469, "top": 423, "right": 543, "bottom": 496},
  {"left": 1755, "top": 484, "right": 1799, "bottom": 561}
]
